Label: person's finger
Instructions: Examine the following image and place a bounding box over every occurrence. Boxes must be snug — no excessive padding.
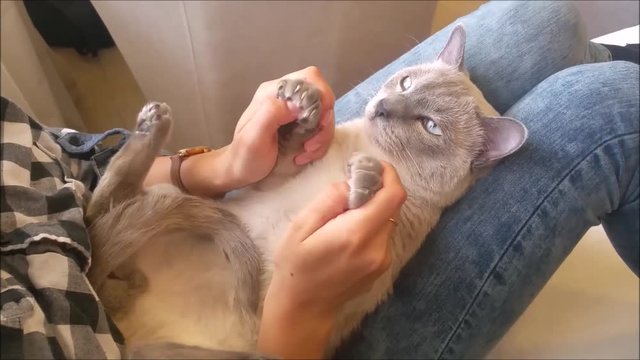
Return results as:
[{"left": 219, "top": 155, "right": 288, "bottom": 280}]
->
[
  {"left": 251, "top": 79, "right": 280, "bottom": 104},
  {"left": 379, "top": 208, "right": 400, "bottom": 244},
  {"left": 293, "top": 141, "right": 328, "bottom": 165},
  {"left": 284, "top": 66, "right": 335, "bottom": 111},
  {"left": 251, "top": 66, "right": 334, "bottom": 118},
  {"left": 351, "top": 161, "right": 407, "bottom": 231},
  {"left": 286, "top": 182, "right": 349, "bottom": 243},
  {"left": 293, "top": 153, "right": 313, "bottom": 166},
  {"left": 320, "top": 106, "right": 335, "bottom": 127},
  {"left": 235, "top": 79, "right": 281, "bottom": 134},
  {"left": 302, "top": 125, "right": 333, "bottom": 154},
  {"left": 250, "top": 97, "right": 299, "bottom": 135},
  {"left": 302, "top": 67, "right": 335, "bottom": 112},
  {"left": 292, "top": 109, "right": 334, "bottom": 165},
  {"left": 303, "top": 109, "right": 334, "bottom": 152},
  {"left": 349, "top": 206, "right": 398, "bottom": 282},
  {"left": 242, "top": 67, "right": 334, "bottom": 135}
]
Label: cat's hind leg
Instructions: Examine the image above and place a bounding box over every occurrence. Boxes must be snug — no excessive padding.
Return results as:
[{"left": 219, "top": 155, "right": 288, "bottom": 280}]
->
[{"left": 86, "top": 102, "right": 172, "bottom": 223}]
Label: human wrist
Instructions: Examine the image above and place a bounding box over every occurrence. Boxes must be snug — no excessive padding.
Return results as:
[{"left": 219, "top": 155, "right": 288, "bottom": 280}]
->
[{"left": 180, "top": 146, "right": 237, "bottom": 198}]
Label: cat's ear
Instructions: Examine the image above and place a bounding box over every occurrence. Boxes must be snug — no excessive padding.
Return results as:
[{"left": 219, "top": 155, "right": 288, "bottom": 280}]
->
[
  {"left": 436, "top": 24, "right": 466, "bottom": 71},
  {"left": 473, "top": 116, "right": 528, "bottom": 168}
]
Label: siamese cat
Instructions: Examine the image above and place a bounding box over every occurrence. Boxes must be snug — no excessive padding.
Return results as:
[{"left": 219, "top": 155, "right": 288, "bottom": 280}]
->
[{"left": 85, "top": 25, "right": 527, "bottom": 358}]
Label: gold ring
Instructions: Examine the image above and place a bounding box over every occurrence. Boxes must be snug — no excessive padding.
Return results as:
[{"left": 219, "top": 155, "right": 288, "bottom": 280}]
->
[{"left": 388, "top": 218, "right": 398, "bottom": 226}]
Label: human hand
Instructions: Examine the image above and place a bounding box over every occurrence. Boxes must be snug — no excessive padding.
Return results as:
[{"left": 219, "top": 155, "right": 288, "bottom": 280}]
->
[
  {"left": 269, "top": 160, "right": 406, "bottom": 311},
  {"left": 145, "top": 67, "right": 334, "bottom": 198},
  {"left": 224, "top": 66, "right": 336, "bottom": 189},
  {"left": 258, "top": 162, "right": 406, "bottom": 358}
]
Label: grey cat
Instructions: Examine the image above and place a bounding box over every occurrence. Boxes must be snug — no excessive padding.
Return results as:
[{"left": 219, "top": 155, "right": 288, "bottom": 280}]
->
[{"left": 85, "top": 25, "right": 527, "bottom": 358}]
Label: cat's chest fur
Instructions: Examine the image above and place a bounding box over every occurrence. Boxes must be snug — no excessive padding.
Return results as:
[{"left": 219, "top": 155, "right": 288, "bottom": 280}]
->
[{"left": 220, "top": 119, "right": 379, "bottom": 269}]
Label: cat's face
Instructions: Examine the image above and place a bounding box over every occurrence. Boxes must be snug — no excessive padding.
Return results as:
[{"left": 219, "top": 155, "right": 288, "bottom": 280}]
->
[
  {"left": 364, "top": 25, "right": 527, "bottom": 205},
  {"left": 365, "top": 62, "right": 486, "bottom": 204}
]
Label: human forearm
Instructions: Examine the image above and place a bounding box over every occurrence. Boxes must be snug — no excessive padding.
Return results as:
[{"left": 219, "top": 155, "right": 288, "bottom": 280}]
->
[
  {"left": 143, "top": 67, "right": 335, "bottom": 199},
  {"left": 143, "top": 145, "right": 240, "bottom": 198},
  {"left": 258, "top": 278, "right": 337, "bottom": 359}
]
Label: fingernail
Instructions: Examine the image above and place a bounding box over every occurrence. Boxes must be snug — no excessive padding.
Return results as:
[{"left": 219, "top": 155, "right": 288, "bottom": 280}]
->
[
  {"left": 306, "top": 142, "right": 322, "bottom": 152},
  {"left": 286, "top": 102, "right": 301, "bottom": 117},
  {"left": 295, "top": 154, "right": 311, "bottom": 165}
]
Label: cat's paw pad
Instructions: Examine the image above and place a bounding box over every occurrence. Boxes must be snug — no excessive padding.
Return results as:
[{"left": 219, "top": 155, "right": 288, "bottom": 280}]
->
[
  {"left": 276, "top": 79, "right": 322, "bottom": 135},
  {"left": 347, "top": 153, "right": 383, "bottom": 209},
  {"left": 135, "top": 102, "right": 172, "bottom": 138}
]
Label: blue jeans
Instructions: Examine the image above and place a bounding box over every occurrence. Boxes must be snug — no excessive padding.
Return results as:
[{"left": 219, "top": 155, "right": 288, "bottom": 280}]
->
[{"left": 334, "top": 1, "right": 639, "bottom": 358}]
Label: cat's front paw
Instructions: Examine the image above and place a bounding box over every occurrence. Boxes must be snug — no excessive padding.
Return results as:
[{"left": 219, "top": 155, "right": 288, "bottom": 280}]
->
[
  {"left": 259, "top": 80, "right": 323, "bottom": 187},
  {"left": 135, "top": 102, "right": 172, "bottom": 142},
  {"left": 347, "top": 153, "right": 383, "bottom": 209},
  {"left": 276, "top": 79, "right": 322, "bottom": 136}
]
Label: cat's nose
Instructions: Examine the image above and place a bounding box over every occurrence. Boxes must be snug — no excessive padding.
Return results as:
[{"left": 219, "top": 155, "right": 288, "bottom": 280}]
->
[{"left": 375, "top": 99, "right": 388, "bottom": 118}]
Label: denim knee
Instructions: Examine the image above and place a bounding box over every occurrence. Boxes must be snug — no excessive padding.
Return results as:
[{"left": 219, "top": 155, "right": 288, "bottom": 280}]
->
[{"left": 506, "top": 60, "right": 639, "bottom": 240}]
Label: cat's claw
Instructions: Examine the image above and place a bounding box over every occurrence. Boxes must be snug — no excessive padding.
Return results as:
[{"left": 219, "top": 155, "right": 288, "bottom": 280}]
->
[
  {"left": 276, "top": 79, "right": 322, "bottom": 135},
  {"left": 263, "top": 79, "right": 324, "bottom": 184},
  {"left": 347, "top": 153, "right": 383, "bottom": 209}
]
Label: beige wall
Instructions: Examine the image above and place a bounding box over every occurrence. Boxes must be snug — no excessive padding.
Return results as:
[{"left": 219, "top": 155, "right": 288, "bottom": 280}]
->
[
  {"left": 431, "top": 1, "right": 485, "bottom": 33},
  {"left": 47, "top": 47, "right": 146, "bottom": 133},
  {"left": 91, "top": 1, "right": 439, "bottom": 151},
  {"left": 3, "top": 0, "right": 486, "bottom": 148},
  {"left": 1, "top": 0, "right": 85, "bottom": 129},
  {"left": 2, "top": 0, "right": 487, "bottom": 146}
]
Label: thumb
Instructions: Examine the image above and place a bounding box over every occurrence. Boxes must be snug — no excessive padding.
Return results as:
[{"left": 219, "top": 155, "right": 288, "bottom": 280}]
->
[
  {"left": 286, "top": 182, "right": 349, "bottom": 243},
  {"left": 251, "top": 98, "right": 298, "bottom": 136}
]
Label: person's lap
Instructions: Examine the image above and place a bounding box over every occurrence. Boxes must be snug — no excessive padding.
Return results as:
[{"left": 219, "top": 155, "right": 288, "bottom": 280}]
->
[{"left": 334, "top": 1, "right": 638, "bottom": 358}]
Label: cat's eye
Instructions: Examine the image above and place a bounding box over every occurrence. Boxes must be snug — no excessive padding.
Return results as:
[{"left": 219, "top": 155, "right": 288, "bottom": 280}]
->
[
  {"left": 422, "top": 118, "right": 442, "bottom": 136},
  {"left": 399, "top": 76, "right": 412, "bottom": 91}
]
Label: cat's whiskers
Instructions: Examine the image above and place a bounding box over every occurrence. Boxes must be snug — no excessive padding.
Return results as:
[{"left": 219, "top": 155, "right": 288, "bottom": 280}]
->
[
  {"left": 405, "top": 150, "right": 422, "bottom": 177},
  {"left": 384, "top": 131, "right": 421, "bottom": 177},
  {"left": 390, "top": 133, "right": 422, "bottom": 177}
]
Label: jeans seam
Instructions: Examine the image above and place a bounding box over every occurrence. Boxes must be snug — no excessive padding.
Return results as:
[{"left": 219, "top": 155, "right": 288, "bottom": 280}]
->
[
  {"left": 620, "top": 161, "right": 639, "bottom": 209},
  {"left": 437, "top": 131, "right": 639, "bottom": 358},
  {"left": 617, "top": 194, "right": 639, "bottom": 212}
]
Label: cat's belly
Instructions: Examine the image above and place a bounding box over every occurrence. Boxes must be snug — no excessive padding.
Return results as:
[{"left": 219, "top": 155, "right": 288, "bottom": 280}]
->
[
  {"left": 221, "top": 119, "right": 376, "bottom": 267},
  {"left": 220, "top": 158, "right": 350, "bottom": 270},
  {"left": 116, "top": 229, "right": 256, "bottom": 351}
]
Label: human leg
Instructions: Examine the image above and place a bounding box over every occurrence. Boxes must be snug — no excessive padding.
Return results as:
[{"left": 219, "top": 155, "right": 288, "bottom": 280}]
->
[{"left": 336, "top": 61, "right": 639, "bottom": 358}]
